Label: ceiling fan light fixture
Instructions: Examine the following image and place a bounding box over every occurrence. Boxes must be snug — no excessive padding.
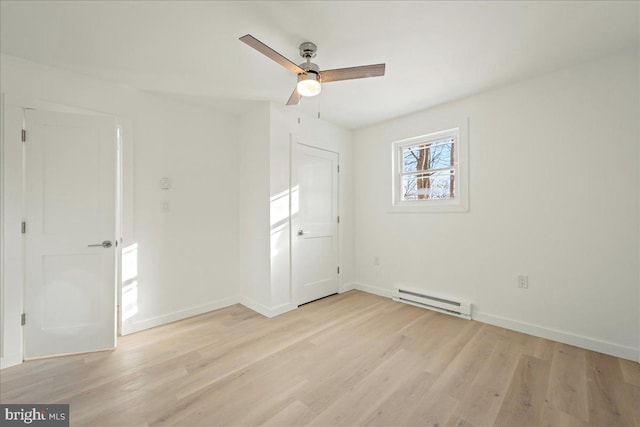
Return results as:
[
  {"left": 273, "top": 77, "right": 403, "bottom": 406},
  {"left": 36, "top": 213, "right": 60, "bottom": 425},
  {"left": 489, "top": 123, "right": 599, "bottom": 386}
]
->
[{"left": 297, "top": 72, "right": 321, "bottom": 97}]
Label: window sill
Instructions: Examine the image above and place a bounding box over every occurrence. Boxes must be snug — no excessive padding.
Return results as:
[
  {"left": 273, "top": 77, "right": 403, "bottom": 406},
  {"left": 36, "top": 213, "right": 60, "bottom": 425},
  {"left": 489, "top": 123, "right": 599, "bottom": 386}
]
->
[{"left": 388, "top": 200, "right": 468, "bottom": 213}]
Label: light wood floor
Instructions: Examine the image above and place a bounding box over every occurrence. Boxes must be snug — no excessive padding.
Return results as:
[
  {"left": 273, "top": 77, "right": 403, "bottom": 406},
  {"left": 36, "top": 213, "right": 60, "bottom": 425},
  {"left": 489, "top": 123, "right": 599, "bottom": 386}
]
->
[{"left": 1, "top": 290, "right": 639, "bottom": 427}]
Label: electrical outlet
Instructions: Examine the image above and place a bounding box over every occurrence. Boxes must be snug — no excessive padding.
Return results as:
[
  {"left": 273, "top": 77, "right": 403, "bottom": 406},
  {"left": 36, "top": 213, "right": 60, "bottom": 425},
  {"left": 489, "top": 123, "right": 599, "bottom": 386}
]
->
[
  {"left": 374, "top": 256, "right": 380, "bottom": 266},
  {"left": 518, "top": 275, "right": 529, "bottom": 289}
]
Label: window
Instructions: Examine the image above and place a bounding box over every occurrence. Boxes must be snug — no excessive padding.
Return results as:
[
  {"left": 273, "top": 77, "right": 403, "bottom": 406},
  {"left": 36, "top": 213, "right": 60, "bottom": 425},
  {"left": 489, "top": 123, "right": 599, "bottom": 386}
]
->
[{"left": 392, "top": 126, "right": 468, "bottom": 212}]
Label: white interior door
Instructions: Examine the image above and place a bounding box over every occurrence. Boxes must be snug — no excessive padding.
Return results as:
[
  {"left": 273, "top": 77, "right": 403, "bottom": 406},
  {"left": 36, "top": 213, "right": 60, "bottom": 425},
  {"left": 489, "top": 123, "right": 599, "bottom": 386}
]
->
[
  {"left": 24, "top": 110, "right": 117, "bottom": 359},
  {"left": 293, "top": 143, "right": 339, "bottom": 305}
]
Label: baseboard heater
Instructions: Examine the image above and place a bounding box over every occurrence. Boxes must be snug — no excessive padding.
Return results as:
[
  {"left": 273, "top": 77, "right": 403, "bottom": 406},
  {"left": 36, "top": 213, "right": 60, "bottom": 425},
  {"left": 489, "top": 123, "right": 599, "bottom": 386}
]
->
[{"left": 392, "top": 286, "right": 471, "bottom": 320}]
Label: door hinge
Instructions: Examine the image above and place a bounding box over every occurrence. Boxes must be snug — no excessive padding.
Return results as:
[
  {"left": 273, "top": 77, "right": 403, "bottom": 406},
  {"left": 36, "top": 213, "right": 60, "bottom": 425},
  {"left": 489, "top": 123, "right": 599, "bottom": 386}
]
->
[
  {"left": 337, "top": 216, "right": 340, "bottom": 224},
  {"left": 337, "top": 266, "right": 340, "bottom": 274},
  {"left": 21, "top": 221, "right": 26, "bottom": 234},
  {"left": 21, "top": 129, "right": 26, "bottom": 142},
  {"left": 21, "top": 313, "right": 26, "bottom": 326},
  {"left": 337, "top": 165, "right": 340, "bottom": 173}
]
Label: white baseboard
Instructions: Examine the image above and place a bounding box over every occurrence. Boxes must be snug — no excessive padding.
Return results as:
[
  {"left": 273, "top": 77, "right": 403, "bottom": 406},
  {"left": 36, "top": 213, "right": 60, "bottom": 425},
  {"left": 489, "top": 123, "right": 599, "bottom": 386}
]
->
[
  {"left": 353, "top": 282, "right": 392, "bottom": 298},
  {"left": 240, "top": 297, "right": 297, "bottom": 318},
  {"left": 122, "top": 295, "right": 240, "bottom": 335},
  {"left": 353, "top": 282, "right": 639, "bottom": 362},
  {"left": 474, "top": 311, "right": 639, "bottom": 362},
  {"left": 339, "top": 282, "right": 356, "bottom": 293},
  {"left": 0, "top": 353, "right": 22, "bottom": 369}
]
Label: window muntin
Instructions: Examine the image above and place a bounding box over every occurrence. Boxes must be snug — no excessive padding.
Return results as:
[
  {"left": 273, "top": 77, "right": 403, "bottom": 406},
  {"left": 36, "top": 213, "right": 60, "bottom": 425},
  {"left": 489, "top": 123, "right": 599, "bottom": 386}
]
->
[{"left": 398, "top": 134, "right": 457, "bottom": 202}]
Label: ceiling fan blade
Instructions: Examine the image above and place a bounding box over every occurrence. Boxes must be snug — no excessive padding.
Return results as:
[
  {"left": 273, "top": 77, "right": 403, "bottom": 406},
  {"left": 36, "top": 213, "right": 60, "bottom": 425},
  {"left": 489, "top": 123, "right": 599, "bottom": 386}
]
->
[
  {"left": 320, "top": 64, "right": 386, "bottom": 83},
  {"left": 239, "top": 34, "right": 305, "bottom": 74},
  {"left": 286, "top": 87, "right": 301, "bottom": 106}
]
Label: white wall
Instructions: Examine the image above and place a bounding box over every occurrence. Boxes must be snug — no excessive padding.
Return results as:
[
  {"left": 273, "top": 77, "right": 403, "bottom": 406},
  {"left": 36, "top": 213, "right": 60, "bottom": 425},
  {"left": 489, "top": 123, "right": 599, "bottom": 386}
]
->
[
  {"left": 238, "top": 103, "right": 271, "bottom": 310},
  {"left": 1, "top": 54, "right": 240, "bottom": 366},
  {"left": 124, "top": 92, "right": 240, "bottom": 333},
  {"left": 353, "top": 51, "right": 640, "bottom": 361},
  {"left": 269, "top": 103, "right": 355, "bottom": 307},
  {"left": 238, "top": 102, "right": 354, "bottom": 316}
]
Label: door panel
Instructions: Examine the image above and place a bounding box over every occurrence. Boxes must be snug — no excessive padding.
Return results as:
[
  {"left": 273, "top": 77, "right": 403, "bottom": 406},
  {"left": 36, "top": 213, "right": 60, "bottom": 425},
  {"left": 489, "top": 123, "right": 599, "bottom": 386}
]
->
[
  {"left": 293, "top": 143, "right": 339, "bottom": 305},
  {"left": 24, "top": 110, "right": 117, "bottom": 359},
  {"left": 43, "top": 126, "right": 102, "bottom": 234}
]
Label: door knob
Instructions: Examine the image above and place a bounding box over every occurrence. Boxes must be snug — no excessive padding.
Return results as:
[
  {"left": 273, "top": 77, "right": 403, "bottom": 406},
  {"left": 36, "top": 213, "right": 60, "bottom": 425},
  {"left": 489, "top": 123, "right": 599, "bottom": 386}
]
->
[
  {"left": 88, "top": 240, "right": 112, "bottom": 248},
  {"left": 297, "top": 230, "right": 305, "bottom": 236}
]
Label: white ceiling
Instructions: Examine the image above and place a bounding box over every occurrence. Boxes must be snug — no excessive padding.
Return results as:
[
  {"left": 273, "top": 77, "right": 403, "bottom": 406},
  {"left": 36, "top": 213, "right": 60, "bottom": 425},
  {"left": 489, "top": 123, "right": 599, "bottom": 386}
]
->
[{"left": 1, "top": 1, "right": 638, "bottom": 129}]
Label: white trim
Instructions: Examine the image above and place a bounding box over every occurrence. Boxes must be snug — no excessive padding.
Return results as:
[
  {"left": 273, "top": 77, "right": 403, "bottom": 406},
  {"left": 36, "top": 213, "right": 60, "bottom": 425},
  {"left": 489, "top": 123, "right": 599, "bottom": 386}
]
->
[
  {"left": 353, "top": 282, "right": 392, "bottom": 298},
  {"left": 0, "top": 351, "right": 22, "bottom": 369},
  {"left": 339, "top": 282, "right": 356, "bottom": 293},
  {"left": 240, "top": 297, "right": 297, "bottom": 318},
  {"left": 0, "top": 100, "right": 26, "bottom": 370},
  {"left": 474, "top": 311, "right": 639, "bottom": 362},
  {"left": 3, "top": 94, "right": 117, "bottom": 117},
  {"left": 123, "top": 296, "right": 240, "bottom": 335},
  {"left": 0, "top": 92, "right": 4, "bottom": 359}
]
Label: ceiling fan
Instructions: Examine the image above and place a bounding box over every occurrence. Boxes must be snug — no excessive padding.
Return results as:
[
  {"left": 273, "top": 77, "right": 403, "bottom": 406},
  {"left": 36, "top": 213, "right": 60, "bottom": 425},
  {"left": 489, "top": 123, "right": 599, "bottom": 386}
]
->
[{"left": 239, "top": 34, "right": 386, "bottom": 106}]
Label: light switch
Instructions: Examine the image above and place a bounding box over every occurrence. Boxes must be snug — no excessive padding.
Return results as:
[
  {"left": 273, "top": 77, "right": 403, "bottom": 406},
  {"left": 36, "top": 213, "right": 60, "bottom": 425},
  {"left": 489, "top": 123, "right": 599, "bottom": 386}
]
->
[{"left": 160, "top": 177, "right": 172, "bottom": 190}]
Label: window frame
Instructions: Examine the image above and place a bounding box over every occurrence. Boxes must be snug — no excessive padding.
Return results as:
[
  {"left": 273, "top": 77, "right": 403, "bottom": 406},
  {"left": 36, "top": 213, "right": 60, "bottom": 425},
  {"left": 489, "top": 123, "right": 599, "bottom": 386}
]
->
[{"left": 390, "top": 124, "right": 468, "bottom": 213}]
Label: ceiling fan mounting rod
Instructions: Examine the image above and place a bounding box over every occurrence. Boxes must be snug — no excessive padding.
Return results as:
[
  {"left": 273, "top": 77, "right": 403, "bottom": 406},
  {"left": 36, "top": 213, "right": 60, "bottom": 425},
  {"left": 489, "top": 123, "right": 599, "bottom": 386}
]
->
[{"left": 299, "top": 61, "right": 319, "bottom": 73}]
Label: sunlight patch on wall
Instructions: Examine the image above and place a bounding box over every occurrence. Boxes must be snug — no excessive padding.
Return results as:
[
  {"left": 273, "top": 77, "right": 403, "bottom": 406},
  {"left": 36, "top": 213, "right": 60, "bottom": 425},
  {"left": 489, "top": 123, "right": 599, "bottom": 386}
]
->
[{"left": 121, "top": 243, "right": 138, "bottom": 321}]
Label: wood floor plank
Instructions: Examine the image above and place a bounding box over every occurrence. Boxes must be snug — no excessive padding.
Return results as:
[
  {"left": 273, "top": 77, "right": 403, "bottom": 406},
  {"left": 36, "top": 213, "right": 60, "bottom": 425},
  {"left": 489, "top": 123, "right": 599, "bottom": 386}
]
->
[
  {"left": 308, "top": 348, "right": 424, "bottom": 426},
  {"left": 624, "top": 382, "right": 640, "bottom": 426},
  {"left": 540, "top": 403, "right": 590, "bottom": 427},
  {"left": 493, "top": 355, "right": 551, "bottom": 427},
  {"left": 259, "top": 400, "right": 311, "bottom": 427},
  {"left": 619, "top": 357, "right": 640, "bottom": 387},
  {"left": 446, "top": 416, "right": 478, "bottom": 427},
  {"left": 360, "top": 370, "right": 435, "bottom": 427},
  {"left": 422, "top": 324, "right": 502, "bottom": 400},
  {"left": 1, "top": 290, "right": 637, "bottom": 427},
  {"left": 298, "top": 333, "right": 407, "bottom": 415},
  {"left": 586, "top": 351, "right": 637, "bottom": 427},
  {"left": 399, "top": 312, "right": 475, "bottom": 375},
  {"left": 546, "top": 342, "right": 590, "bottom": 422},
  {"left": 522, "top": 334, "right": 555, "bottom": 361},
  {"left": 454, "top": 334, "right": 522, "bottom": 426},
  {"left": 403, "top": 387, "right": 461, "bottom": 427}
]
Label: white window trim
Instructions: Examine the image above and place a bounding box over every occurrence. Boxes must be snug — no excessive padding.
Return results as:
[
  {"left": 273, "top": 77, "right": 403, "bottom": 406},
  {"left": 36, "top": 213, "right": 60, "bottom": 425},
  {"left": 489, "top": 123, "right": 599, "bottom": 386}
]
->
[{"left": 390, "top": 119, "right": 469, "bottom": 213}]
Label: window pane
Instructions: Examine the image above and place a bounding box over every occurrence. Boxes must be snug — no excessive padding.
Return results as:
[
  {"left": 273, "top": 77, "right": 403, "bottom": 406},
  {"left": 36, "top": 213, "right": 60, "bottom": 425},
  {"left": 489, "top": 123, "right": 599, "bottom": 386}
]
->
[
  {"left": 402, "top": 138, "right": 454, "bottom": 173},
  {"left": 430, "top": 140, "right": 454, "bottom": 169},
  {"left": 401, "top": 170, "right": 455, "bottom": 200},
  {"left": 403, "top": 148, "right": 419, "bottom": 172}
]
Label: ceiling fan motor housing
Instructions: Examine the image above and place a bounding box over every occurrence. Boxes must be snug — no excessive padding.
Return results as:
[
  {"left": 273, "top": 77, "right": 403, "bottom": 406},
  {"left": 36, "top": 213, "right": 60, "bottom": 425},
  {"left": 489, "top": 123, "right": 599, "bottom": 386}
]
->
[{"left": 299, "top": 42, "right": 317, "bottom": 59}]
